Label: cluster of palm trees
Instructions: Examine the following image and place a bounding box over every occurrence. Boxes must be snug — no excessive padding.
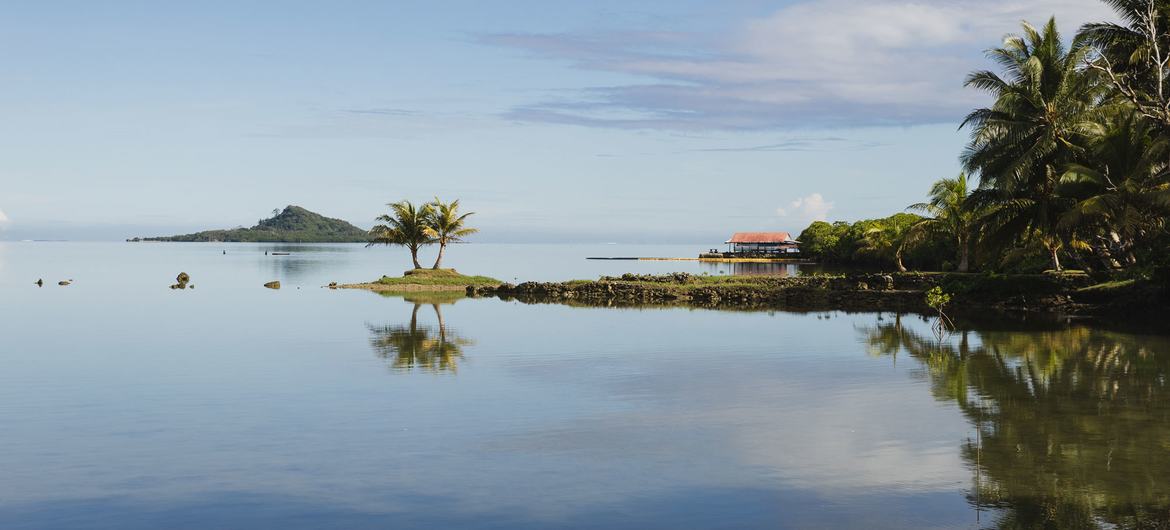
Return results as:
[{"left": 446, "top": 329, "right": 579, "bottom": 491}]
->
[
  {"left": 809, "top": 3, "right": 1170, "bottom": 274},
  {"left": 368, "top": 198, "right": 477, "bottom": 270},
  {"left": 907, "top": 3, "right": 1170, "bottom": 273}
]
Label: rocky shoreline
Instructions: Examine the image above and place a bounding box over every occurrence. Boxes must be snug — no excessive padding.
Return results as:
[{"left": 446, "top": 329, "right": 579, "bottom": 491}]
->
[{"left": 466, "top": 272, "right": 1167, "bottom": 316}]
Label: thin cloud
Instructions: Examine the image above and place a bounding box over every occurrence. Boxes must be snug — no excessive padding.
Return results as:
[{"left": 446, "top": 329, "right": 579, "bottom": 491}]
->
[
  {"left": 0, "top": 208, "right": 9, "bottom": 225},
  {"left": 485, "top": 0, "right": 1115, "bottom": 130},
  {"left": 689, "top": 137, "right": 884, "bottom": 152},
  {"left": 341, "top": 108, "right": 423, "bottom": 117}
]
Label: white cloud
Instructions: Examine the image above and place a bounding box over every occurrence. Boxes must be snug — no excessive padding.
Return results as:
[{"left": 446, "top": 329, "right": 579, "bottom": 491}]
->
[
  {"left": 778, "top": 193, "right": 834, "bottom": 224},
  {"left": 490, "top": 0, "right": 1117, "bottom": 129},
  {"left": 0, "top": 208, "right": 9, "bottom": 226}
]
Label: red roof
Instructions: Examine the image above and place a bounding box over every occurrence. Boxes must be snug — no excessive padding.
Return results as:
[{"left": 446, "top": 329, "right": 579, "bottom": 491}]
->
[{"left": 725, "top": 232, "right": 794, "bottom": 244}]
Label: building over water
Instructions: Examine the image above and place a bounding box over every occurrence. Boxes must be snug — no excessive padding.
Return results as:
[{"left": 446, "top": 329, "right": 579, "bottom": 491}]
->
[{"left": 723, "top": 232, "right": 800, "bottom": 256}]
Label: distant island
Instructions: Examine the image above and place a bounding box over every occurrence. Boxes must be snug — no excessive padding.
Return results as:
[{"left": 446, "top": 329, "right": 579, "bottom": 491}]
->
[{"left": 131, "top": 206, "right": 370, "bottom": 243}]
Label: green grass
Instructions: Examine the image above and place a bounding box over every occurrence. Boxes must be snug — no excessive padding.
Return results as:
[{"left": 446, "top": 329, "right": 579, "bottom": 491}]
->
[
  {"left": 374, "top": 268, "right": 501, "bottom": 287},
  {"left": 1077, "top": 279, "right": 1136, "bottom": 293}
]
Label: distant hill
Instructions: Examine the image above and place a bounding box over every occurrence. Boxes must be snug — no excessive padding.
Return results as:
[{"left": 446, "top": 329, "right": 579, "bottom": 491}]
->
[{"left": 135, "top": 206, "right": 370, "bottom": 243}]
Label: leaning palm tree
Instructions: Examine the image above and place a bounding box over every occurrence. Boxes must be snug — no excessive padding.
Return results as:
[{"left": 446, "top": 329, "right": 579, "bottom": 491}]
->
[
  {"left": 368, "top": 200, "right": 435, "bottom": 269},
  {"left": 906, "top": 173, "right": 978, "bottom": 272},
  {"left": 424, "top": 198, "right": 477, "bottom": 269},
  {"left": 961, "top": 18, "right": 1103, "bottom": 271}
]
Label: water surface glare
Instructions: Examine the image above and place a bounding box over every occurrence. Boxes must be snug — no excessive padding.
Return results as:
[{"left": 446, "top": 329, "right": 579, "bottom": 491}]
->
[{"left": 1, "top": 242, "right": 1168, "bottom": 529}]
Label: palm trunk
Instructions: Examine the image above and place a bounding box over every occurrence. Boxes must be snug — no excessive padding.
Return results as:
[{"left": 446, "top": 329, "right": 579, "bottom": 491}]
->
[
  {"left": 894, "top": 243, "right": 908, "bottom": 272},
  {"left": 956, "top": 235, "right": 970, "bottom": 272},
  {"left": 432, "top": 243, "right": 447, "bottom": 269},
  {"left": 1049, "top": 245, "right": 1062, "bottom": 272},
  {"left": 409, "top": 245, "right": 422, "bottom": 269}
]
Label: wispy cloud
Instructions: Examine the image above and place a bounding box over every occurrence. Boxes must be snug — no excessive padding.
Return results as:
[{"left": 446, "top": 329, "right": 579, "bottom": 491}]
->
[
  {"left": 341, "top": 107, "right": 423, "bottom": 117},
  {"left": 485, "top": 0, "right": 1115, "bottom": 130},
  {"left": 688, "top": 136, "right": 882, "bottom": 152}
]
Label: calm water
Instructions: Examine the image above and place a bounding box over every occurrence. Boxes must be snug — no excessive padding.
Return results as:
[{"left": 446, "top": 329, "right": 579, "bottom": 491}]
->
[{"left": 1, "top": 242, "right": 1168, "bottom": 529}]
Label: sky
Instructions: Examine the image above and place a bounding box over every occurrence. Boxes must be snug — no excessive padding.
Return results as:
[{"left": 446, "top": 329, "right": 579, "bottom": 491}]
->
[{"left": 0, "top": 0, "right": 1118, "bottom": 242}]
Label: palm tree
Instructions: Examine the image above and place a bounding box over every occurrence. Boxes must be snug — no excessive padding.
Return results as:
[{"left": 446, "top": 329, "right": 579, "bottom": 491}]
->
[
  {"left": 906, "top": 173, "right": 977, "bottom": 272},
  {"left": 1060, "top": 111, "right": 1170, "bottom": 266},
  {"left": 961, "top": 18, "right": 1103, "bottom": 271},
  {"left": 1079, "top": 0, "right": 1170, "bottom": 130},
  {"left": 425, "top": 198, "right": 477, "bottom": 270},
  {"left": 368, "top": 201, "right": 435, "bottom": 269},
  {"left": 856, "top": 214, "right": 918, "bottom": 271}
]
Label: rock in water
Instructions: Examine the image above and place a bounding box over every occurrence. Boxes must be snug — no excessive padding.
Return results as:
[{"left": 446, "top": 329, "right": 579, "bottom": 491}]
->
[
  {"left": 177, "top": 272, "right": 190, "bottom": 284},
  {"left": 58, "top": 280, "right": 71, "bottom": 286},
  {"left": 35, "top": 279, "right": 43, "bottom": 287},
  {"left": 264, "top": 281, "right": 281, "bottom": 289}
]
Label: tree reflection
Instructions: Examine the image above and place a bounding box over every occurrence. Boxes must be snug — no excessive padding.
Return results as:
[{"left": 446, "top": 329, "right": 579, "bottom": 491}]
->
[
  {"left": 368, "top": 294, "right": 472, "bottom": 373},
  {"left": 862, "top": 318, "right": 1170, "bottom": 528}
]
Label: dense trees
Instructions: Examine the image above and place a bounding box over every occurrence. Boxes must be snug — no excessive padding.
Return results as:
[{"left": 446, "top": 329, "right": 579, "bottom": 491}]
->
[{"left": 800, "top": 5, "right": 1170, "bottom": 276}]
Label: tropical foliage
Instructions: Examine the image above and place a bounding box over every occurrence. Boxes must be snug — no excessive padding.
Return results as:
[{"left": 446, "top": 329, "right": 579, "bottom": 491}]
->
[
  {"left": 369, "top": 200, "right": 435, "bottom": 269},
  {"left": 799, "top": 5, "right": 1170, "bottom": 278},
  {"left": 368, "top": 198, "right": 478, "bottom": 269},
  {"left": 424, "top": 198, "right": 477, "bottom": 269}
]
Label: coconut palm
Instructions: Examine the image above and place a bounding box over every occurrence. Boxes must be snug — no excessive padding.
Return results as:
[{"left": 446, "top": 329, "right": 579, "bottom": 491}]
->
[
  {"left": 1060, "top": 111, "right": 1170, "bottom": 267},
  {"left": 1079, "top": 0, "right": 1170, "bottom": 130},
  {"left": 425, "top": 198, "right": 477, "bottom": 270},
  {"left": 368, "top": 200, "right": 435, "bottom": 269},
  {"left": 856, "top": 213, "right": 918, "bottom": 271},
  {"left": 961, "top": 18, "right": 1103, "bottom": 271},
  {"left": 906, "top": 173, "right": 977, "bottom": 272}
]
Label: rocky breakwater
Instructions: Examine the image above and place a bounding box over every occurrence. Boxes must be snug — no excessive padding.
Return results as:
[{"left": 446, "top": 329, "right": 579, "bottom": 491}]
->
[
  {"left": 465, "top": 271, "right": 1129, "bottom": 314},
  {"left": 467, "top": 272, "right": 930, "bottom": 312}
]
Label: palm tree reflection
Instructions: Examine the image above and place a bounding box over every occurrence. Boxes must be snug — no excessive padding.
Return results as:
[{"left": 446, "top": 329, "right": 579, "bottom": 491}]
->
[
  {"left": 862, "top": 317, "right": 1170, "bottom": 528},
  {"left": 368, "top": 294, "right": 472, "bottom": 373}
]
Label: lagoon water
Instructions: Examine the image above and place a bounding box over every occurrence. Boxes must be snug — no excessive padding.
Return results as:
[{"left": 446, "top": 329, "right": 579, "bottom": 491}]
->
[{"left": 2, "top": 242, "right": 1169, "bottom": 529}]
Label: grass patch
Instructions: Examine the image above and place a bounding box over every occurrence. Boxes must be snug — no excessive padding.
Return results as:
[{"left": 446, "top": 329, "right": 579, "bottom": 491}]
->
[
  {"left": 1077, "top": 279, "right": 1136, "bottom": 293},
  {"left": 375, "top": 269, "right": 501, "bottom": 287}
]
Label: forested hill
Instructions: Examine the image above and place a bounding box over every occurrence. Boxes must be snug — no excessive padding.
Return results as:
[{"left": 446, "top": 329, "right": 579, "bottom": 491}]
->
[{"left": 135, "top": 206, "right": 370, "bottom": 243}]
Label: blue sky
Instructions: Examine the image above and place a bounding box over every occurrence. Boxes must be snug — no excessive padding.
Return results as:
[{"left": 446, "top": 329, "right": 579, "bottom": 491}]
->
[{"left": 0, "top": 0, "right": 1116, "bottom": 242}]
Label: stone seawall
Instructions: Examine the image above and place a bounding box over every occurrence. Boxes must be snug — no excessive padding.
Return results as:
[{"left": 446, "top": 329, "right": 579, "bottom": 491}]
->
[{"left": 465, "top": 272, "right": 1154, "bottom": 315}]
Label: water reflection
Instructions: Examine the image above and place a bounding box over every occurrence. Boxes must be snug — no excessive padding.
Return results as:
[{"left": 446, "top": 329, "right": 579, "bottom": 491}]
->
[
  {"left": 368, "top": 294, "right": 472, "bottom": 373},
  {"left": 862, "top": 317, "right": 1170, "bottom": 528},
  {"left": 250, "top": 244, "right": 358, "bottom": 284},
  {"left": 698, "top": 261, "right": 801, "bottom": 276}
]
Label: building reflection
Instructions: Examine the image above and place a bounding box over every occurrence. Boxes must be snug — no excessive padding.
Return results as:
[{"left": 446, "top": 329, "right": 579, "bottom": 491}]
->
[
  {"left": 367, "top": 293, "right": 471, "bottom": 373},
  {"left": 861, "top": 317, "right": 1170, "bottom": 528}
]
